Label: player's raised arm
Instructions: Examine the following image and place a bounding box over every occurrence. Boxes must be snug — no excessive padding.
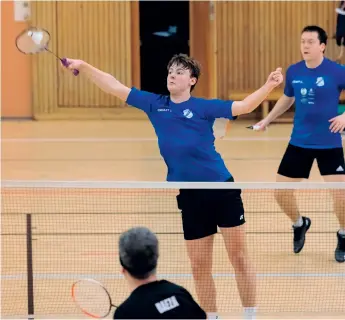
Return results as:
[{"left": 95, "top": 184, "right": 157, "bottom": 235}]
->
[
  {"left": 339, "top": 64, "right": 345, "bottom": 89},
  {"left": 62, "top": 59, "right": 131, "bottom": 102},
  {"left": 231, "top": 68, "right": 283, "bottom": 117},
  {"left": 328, "top": 64, "right": 345, "bottom": 133},
  {"left": 254, "top": 94, "right": 295, "bottom": 130},
  {"left": 253, "top": 66, "right": 295, "bottom": 130}
]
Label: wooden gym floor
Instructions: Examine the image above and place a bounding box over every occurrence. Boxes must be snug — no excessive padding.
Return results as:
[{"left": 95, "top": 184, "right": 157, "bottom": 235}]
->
[{"left": 1, "top": 119, "right": 345, "bottom": 319}]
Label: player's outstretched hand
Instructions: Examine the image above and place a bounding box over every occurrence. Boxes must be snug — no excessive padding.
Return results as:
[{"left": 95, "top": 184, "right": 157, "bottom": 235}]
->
[
  {"left": 60, "top": 58, "right": 84, "bottom": 72},
  {"left": 329, "top": 114, "right": 345, "bottom": 133},
  {"left": 265, "top": 68, "right": 283, "bottom": 89},
  {"left": 252, "top": 119, "right": 269, "bottom": 131}
]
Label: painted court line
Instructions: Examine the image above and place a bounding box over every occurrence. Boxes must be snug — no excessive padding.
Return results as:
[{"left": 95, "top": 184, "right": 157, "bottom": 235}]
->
[
  {"left": 2, "top": 272, "right": 344, "bottom": 280},
  {"left": 2, "top": 137, "right": 291, "bottom": 143}
]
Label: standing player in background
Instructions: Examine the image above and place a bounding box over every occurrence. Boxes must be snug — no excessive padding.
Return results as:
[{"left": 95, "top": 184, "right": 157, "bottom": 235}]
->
[
  {"left": 336, "top": 0, "right": 345, "bottom": 15},
  {"left": 61, "top": 54, "right": 283, "bottom": 319},
  {"left": 114, "top": 226, "right": 206, "bottom": 319},
  {"left": 335, "top": 1, "right": 345, "bottom": 62},
  {"left": 254, "top": 25, "right": 345, "bottom": 263}
]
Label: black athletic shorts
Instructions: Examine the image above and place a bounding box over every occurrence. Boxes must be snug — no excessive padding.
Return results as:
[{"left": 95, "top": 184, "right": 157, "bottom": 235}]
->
[
  {"left": 336, "top": 35, "right": 345, "bottom": 47},
  {"left": 176, "top": 177, "right": 245, "bottom": 241},
  {"left": 336, "top": 11, "right": 345, "bottom": 46},
  {"left": 278, "top": 143, "right": 345, "bottom": 179}
]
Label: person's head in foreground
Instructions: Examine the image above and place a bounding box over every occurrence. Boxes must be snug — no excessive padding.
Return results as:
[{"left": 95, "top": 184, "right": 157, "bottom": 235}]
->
[
  {"left": 166, "top": 53, "right": 201, "bottom": 96},
  {"left": 119, "top": 226, "right": 159, "bottom": 291},
  {"left": 301, "top": 25, "right": 327, "bottom": 63}
]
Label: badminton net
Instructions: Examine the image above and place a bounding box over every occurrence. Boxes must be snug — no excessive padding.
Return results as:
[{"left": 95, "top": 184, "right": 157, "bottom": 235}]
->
[{"left": 1, "top": 180, "right": 345, "bottom": 319}]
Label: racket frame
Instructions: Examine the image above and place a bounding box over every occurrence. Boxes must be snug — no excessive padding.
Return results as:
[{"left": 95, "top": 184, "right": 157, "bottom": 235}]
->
[
  {"left": 71, "top": 278, "right": 115, "bottom": 319},
  {"left": 15, "top": 26, "right": 51, "bottom": 55}
]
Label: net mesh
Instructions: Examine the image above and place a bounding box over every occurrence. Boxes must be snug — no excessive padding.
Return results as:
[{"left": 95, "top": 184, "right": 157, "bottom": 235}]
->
[{"left": 1, "top": 181, "right": 345, "bottom": 319}]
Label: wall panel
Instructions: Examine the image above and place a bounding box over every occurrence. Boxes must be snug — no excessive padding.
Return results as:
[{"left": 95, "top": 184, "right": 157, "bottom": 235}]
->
[
  {"left": 215, "top": 1, "right": 340, "bottom": 98},
  {"left": 31, "top": 1, "right": 58, "bottom": 116},
  {"left": 56, "top": 1, "right": 132, "bottom": 108},
  {"left": 1, "top": 1, "right": 32, "bottom": 118},
  {"left": 31, "top": 1, "right": 136, "bottom": 119}
]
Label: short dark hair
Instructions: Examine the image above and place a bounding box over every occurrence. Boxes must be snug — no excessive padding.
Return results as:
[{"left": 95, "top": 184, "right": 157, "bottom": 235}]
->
[
  {"left": 301, "top": 25, "right": 328, "bottom": 46},
  {"left": 119, "top": 227, "right": 159, "bottom": 280},
  {"left": 167, "top": 53, "right": 201, "bottom": 92}
]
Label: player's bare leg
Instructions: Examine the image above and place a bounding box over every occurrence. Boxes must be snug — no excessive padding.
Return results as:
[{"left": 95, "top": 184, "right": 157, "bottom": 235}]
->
[
  {"left": 220, "top": 225, "right": 256, "bottom": 319},
  {"left": 336, "top": 45, "right": 344, "bottom": 62},
  {"left": 186, "top": 235, "right": 217, "bottom": 315},
  {"left": 274, "top": 174, "right": 303, "bottom": 222},
  {"left": 325, "top": 174, "right": 345, "bottom": 228},
  {"left": 323, "top": 174, "right": 345, "bottom": 262},
  {"left": 274, "top": 174, "right": 311, "bottom": 253}
]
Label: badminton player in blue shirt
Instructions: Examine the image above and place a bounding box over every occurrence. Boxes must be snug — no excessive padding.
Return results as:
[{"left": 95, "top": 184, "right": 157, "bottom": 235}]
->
[
  {"left": 62, "top": 54, "right": 283, "bottom": 319},
  {"left": 254, "top": 25, "right": 345, "bottom": 263}
]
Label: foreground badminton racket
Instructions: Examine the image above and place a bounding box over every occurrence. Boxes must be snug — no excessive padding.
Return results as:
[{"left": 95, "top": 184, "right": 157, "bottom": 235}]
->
[
  {"left": 72, "top": 278, "right": 118, "bottom": 318},
  {"left": 15, "top": 26, "right": 79, "bottom": 76}
]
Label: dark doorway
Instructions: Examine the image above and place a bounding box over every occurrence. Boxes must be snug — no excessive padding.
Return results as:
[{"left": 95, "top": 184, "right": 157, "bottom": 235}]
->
[{"left": 139, "top": 1, "right": 190, "bottom": 95}]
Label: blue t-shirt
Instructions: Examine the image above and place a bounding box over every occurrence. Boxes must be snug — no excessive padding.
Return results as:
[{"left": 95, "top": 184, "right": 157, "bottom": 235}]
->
[
  {"left": 126, "top": 88, "right": 236, "bottom": 181},
  {"left": 284, "top": 58, "right": 345, "bottom": 149}
]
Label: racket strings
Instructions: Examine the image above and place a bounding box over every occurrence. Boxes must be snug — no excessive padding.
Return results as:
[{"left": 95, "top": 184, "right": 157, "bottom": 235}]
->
[
  {"left": 73, "top": 280, "right": 112, "bottom": 318},
  {"left": 16, "top": 28, "right": 50, "bottom": 54}
]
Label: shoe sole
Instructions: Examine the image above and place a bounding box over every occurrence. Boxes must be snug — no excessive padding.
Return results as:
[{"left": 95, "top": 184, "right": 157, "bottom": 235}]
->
[{"left": 335, "top": 255, "right": 345, "bottom": 263}]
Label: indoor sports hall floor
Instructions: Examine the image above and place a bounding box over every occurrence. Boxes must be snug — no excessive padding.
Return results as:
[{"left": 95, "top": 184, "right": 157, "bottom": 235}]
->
[{"left": 1, "top": 120, "right": 345, "bottom": 319}]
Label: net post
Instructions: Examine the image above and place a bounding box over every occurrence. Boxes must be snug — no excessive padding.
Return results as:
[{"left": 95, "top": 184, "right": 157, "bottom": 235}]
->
[{"left": 26, "top": 213, "right": 34, "bottom": 320}]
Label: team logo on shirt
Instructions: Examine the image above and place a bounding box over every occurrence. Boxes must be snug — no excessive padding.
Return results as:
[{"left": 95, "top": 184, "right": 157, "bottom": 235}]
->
[
  {"left": 316, "top": 77, "right": 324, "bottom": 87},
  {"left": 300, "top": 88, "right": 315, "bottom": 105},
  {"left": 183, "top": 109, "right": 193, "bottom": 119},
  {"left": 300, "top": 88, "right": 308, "bottom": 104}
]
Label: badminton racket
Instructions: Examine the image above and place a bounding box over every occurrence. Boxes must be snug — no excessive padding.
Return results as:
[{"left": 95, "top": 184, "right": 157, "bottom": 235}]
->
[
  {"left": 71, "top": 278, "right": 118, "bottom": 318},
  {"left": 15, "top": 26, "right": 79, "bottom": 76}
]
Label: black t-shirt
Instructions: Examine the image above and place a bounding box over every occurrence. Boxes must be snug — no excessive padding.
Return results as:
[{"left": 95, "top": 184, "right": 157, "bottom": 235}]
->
[{"left": 113, "top": 280, "right": 206, "bottom": 319}]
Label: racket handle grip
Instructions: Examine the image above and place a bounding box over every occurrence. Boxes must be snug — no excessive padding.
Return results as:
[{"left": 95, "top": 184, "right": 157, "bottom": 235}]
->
[{"left": 61, "top": 58, "right": 79, "bottom": 76}]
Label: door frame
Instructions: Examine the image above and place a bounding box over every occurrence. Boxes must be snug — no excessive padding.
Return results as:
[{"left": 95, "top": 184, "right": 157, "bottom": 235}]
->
[{"left": 131, "top": 0, "right": 216, "bottom": 98}]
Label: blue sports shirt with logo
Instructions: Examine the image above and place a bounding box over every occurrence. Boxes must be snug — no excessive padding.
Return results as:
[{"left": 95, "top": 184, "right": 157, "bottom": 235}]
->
[
  {"left": 126, "top": 87, "right": 236, "bottom": 182},
  {"left": 284, "top": 58, "right": 345, "bottom": 149}
]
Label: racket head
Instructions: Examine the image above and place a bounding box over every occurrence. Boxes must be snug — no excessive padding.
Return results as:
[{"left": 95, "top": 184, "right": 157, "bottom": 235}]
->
[
  {"left": 15, "top": 27, "right": 51, "bottom": 55},
  {"left": 71, "top": 278, "right": 114, "bottom": 319}
]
